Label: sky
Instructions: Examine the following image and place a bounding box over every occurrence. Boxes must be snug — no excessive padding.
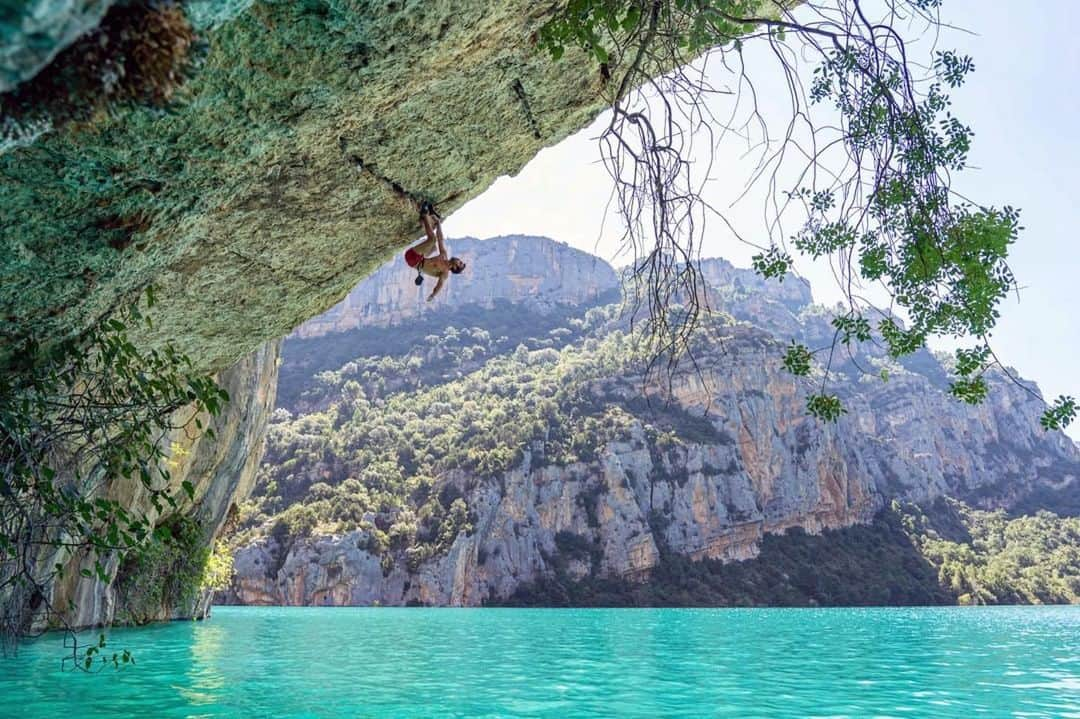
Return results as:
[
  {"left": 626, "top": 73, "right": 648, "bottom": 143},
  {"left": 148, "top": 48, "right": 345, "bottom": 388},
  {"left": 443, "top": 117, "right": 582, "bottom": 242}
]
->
[{"left": 443, "top": 0, "right": 1080, "bottom": 440}]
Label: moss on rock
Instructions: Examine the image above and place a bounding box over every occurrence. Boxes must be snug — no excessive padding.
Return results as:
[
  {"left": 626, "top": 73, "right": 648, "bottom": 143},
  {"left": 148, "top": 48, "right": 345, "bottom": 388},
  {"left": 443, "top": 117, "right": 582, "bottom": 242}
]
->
[{"left": 1, "top": 0, "right": 607, "bottom": 374}]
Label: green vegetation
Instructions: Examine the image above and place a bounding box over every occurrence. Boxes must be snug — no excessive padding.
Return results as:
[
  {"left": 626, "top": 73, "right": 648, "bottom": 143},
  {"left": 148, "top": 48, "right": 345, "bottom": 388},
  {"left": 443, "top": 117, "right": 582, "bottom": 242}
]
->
[
  {"left": 243, "top": 322, "right": 632, "bottom": 547},
  {"left": 236, "top": 305, "right": 740, "bottom": 569},
  {"left": 0, "top": 290, "right": 228, "bottom": 659},
  {"left": 115, "top": 515, "right": 211, "bottom": 625},
  {"left": 903, "top": 500, "right": 1080, "bottom": 605},
  {"left": 277, "top": 296, "right": 617, "bottom": 411},
  {"left": 501, "top": 499, "right": 1080, "bottom": 607},
  {"left": 115, "top": 516, "right": 235, "bottom": 626},
  {"left": 201, "top": 540, "right": 235, "bottom": 594}
]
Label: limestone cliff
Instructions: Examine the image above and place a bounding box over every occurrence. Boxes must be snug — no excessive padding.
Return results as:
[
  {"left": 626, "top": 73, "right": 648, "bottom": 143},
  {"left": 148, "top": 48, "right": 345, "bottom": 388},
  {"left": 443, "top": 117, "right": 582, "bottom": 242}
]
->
[
  {"left": 220, "top": 244, "right": 1080, "bottom": 607},
  {"left": 26, "top": 340, "right": 281, "bottom": 630},
  {"left": 224, "top": 361, "right": 1077, "bottom": 608},
  {"left": 1, "top": 0, "right": 619, "bottom": 629},
  {"left": 2, "top": 0, "right": 610, "bottom": 375}
]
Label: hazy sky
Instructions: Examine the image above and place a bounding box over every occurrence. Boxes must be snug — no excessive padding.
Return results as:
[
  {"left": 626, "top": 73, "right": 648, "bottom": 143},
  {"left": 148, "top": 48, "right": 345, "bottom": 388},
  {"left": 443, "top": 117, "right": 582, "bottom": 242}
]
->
[{"left": 444, "top": 0, "right": 1080, "bottom": 439}]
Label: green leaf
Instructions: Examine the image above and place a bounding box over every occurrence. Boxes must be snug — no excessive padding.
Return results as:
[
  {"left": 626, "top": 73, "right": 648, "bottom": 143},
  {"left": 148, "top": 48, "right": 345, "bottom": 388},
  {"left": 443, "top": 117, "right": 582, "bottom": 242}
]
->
[
  {"left": 782, "top": 342, "right": 813, "bottom": 376},
  {"left": 1040, "top": 396, "right": 1077, "bottom": 432},
  {"left": 807, "top": 393, "right": 846, "bottom": 422},
  {"left": 949, "top": 377, "right": 988, "bottom": 405},
  {"left": 751, "top": 247, "right": 793, "bottom": 281},
  {"left": 832, "top": 314, "right": 872, "bottom": 345}
]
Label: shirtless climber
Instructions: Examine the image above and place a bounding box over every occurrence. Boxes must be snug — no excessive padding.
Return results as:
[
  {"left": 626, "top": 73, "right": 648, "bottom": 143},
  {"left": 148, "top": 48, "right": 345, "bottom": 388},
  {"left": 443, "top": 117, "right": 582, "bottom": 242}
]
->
[{"left": 403, "top": 202, "right": 466, "bottom": 302}]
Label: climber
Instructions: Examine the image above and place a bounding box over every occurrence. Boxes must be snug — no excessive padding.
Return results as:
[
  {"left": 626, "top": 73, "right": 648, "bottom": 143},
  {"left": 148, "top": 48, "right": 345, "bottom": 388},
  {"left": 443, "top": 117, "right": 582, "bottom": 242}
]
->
[{"left": 403, "top": 201, "right": 466, "bottom": 302}]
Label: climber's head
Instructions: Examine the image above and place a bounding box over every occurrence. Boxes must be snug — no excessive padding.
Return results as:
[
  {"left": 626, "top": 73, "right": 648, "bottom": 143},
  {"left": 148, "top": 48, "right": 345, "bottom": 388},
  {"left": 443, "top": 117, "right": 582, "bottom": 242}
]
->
[{"left": 449, "top": 258, "right": 466, "bottom": 274}]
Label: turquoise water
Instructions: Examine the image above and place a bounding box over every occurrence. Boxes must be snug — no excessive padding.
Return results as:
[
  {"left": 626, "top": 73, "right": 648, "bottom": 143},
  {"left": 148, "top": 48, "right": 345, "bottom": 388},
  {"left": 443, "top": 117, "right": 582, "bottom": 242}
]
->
[{"left": 2, "top": 606, "right": 1080, "bottom": 718}]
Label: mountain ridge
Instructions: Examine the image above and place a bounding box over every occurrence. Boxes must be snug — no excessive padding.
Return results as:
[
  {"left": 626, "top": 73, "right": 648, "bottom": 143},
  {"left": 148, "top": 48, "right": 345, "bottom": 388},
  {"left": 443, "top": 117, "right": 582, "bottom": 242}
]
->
[{"left": 219, "top": 235, "right": 1080, "bottom": 607}]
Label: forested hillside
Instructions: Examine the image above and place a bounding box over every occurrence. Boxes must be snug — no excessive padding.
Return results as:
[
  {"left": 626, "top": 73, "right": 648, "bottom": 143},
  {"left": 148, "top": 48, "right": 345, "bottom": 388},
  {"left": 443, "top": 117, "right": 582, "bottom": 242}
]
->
[{"left": 220, "top": 237, "right": 1080, "bottom": 607}]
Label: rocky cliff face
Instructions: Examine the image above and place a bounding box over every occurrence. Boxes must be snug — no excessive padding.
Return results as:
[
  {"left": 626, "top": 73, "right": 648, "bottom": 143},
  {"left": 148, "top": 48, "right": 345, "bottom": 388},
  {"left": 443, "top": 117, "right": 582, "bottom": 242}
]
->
[
  {"left": 292, "top": 235, "right": 619, "bottom": 337},
  {"left": 224, "top": 409, "right": 871, "bottom": 609},
  {"left": 221, "top": 246, "right": 1080, "bottom": 607},
  {"left": 28, "top": 340, "right": 281, "bottom": 630},
  {"left": 225, "top": 350, "right": 1078, "bottom": 608},
  {"left": 2, "top": 0, "right": 623, "bottom": 629},
  {"left": 1, "top": 0, "right": 611, "bottom": 375}
]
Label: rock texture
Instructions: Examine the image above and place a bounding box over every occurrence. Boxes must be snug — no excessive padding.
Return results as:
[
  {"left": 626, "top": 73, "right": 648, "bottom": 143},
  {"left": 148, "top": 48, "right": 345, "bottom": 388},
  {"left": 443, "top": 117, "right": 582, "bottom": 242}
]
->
[
  {"left": 226, "top": 371, "right": 1077, "bottom": 608},
  {"left": 221, "top": 248, "right": 1080, "bottom": 607},
  {"left": 1, "top": 0, "right": 612, "bottom": 376},
  {"left": 292, "top": 235, "right": 619, "bottom": 337},
  {"left": 0, "top": 0, "right": 115, "bottom": 92},
  {"left": 1, "top": 0, "right": 624, "bottom": 629},
  {"left": 34, "top": 339, "right": 281, "bottom": 630}
]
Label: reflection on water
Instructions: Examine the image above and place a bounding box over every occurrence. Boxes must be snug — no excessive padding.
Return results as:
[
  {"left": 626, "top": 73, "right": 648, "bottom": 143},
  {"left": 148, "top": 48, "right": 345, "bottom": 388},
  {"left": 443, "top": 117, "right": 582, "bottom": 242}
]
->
[
  {"left": 2, "top": 606, "right": 1079, "bottom": 718},
  {"left": 181, "top": 621, "right": 228, "bottom": 706}
]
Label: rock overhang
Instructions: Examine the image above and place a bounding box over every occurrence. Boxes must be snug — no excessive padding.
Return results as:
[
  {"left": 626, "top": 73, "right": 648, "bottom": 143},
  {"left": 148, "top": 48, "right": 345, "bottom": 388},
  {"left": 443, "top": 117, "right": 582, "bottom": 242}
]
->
[{"left": 1, "top": 0, "right": 609, "bottom": 373}]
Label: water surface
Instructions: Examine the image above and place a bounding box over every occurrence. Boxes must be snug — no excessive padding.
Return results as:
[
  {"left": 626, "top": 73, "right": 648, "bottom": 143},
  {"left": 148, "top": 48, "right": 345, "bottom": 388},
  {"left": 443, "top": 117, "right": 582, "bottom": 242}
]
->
[{"left": 3, "top": 606, "right": 1079, "bottom": 718}]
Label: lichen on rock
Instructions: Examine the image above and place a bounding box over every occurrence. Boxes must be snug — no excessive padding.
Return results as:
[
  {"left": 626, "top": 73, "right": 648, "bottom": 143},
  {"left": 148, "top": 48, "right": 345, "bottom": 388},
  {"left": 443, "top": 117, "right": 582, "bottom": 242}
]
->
[
  {"left": 1, "top": 0, "right": 608, "bottom": 377},
  {"left": 1, "top": 0, "right": 619, "bottom": 632}
]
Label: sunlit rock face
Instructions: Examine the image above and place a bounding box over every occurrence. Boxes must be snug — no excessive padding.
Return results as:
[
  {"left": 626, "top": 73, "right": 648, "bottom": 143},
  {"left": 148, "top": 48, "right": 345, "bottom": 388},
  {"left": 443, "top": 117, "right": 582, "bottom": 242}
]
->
[
  {"left": 223, "top": 339, "right": 1079, "bottom": 608},
  {"left": 33, "top": 340, "right": 281, "bottom": 630},
  {"left": 220, "top": 250, "right": 1080, "bottom": 607},
  {"left": 2, "top": 0, "right": 613, "bottom": 628},
  {"left": 1, "top": 0, "right": 608, "bottom": 375},
  {"left": 292, "top": 235, "right": 620, "bottom": 337}
]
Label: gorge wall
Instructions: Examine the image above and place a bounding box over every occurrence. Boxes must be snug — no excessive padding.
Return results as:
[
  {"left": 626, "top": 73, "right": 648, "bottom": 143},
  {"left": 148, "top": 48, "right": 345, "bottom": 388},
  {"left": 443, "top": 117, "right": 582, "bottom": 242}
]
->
[
  {"left": 1, "top": 0, "right": 612, "bottom": 375},
  {"left": 34, "top": 339, "right": 281, "bottom": 630},
  {"left": 219, "top": 239, "right": 1080, "bottom": 607},
  {"left": 1, "top": 0, "right": 625, "bottom": 629}
]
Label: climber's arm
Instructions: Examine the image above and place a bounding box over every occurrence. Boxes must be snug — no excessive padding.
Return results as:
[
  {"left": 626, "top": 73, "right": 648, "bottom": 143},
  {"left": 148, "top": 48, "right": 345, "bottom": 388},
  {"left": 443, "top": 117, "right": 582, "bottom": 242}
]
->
[{"left": 427, "top": 274, "right": 446, "bottom": 302}]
